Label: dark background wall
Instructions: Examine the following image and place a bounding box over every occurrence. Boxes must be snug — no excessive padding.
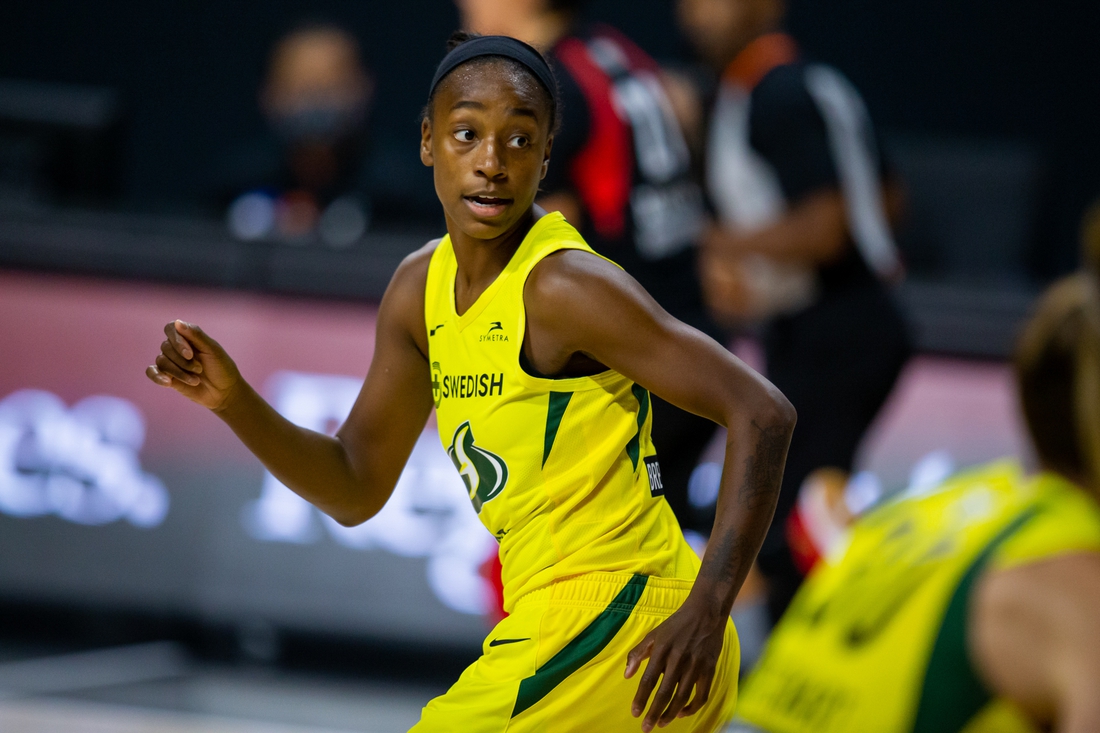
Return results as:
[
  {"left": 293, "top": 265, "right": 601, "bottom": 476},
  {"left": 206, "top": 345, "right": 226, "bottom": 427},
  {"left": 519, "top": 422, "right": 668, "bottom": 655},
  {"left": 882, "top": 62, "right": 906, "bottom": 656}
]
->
[
  {"left": 785, "top": 0, "right": 1100, "bottom": 278},
  {"left": 1, "top": 0, "right": 1097, "bottom": 277}
]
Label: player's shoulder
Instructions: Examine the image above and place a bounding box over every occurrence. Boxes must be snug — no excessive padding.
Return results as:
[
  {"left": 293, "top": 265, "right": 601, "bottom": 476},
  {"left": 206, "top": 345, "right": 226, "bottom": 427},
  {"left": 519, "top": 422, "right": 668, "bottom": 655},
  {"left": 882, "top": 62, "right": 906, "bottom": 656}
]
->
[
  {"left": 529, "top": 247, "right": 620, "bottom": 291},
  {"left": 381, "top": 238, "right": 443, "bottom": 322},
  {"left": 525, "top": 247, "right": 643, "bottom": 325},
  {"left": 390, "top": 238, "right": 442, "bottom": 292},
  {"left": 404, "top": 237, "right": 444, "bottom": 268},
  {"left": 377, "top": 239, "right": 444, "bottom": 354}
]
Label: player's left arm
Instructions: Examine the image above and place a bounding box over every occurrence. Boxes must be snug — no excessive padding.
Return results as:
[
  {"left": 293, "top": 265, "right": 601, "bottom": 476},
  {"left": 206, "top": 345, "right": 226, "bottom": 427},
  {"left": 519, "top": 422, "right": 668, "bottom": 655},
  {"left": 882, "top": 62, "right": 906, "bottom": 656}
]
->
[{"left": 525, "top": 251, "right": 796, "bottom": 732}]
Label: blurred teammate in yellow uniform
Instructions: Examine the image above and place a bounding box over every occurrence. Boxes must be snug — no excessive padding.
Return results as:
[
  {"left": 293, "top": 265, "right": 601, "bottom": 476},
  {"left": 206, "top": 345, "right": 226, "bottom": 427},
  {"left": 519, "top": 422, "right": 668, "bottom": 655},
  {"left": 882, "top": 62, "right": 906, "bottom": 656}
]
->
[
  {"left": 731, "top": 271, "right": 1100, "bottom": 733},
  {"left": 146, "top": 33, "right": 797, "bottom": 733}
]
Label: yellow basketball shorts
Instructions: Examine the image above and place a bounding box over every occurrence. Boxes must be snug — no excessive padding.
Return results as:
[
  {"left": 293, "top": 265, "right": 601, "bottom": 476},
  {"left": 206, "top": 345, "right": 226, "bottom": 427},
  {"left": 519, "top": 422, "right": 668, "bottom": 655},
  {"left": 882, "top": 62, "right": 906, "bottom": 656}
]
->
[{"left": 411, "top": 572, "right": 740, "bottom": 732}]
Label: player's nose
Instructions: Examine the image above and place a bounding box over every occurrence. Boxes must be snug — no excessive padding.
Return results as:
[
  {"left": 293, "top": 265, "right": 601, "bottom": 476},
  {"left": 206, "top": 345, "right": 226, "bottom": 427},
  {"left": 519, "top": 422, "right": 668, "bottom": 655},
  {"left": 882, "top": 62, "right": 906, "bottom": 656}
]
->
[{"left": 474, "top": 137, "right": 506, "bottom": 179}]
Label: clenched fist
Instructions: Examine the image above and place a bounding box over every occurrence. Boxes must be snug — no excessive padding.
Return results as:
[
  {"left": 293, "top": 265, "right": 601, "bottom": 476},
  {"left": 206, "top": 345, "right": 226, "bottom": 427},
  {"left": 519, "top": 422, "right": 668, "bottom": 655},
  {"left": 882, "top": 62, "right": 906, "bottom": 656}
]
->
[{"left": 146, "top": 320, "right": 241, "bottom": 412}]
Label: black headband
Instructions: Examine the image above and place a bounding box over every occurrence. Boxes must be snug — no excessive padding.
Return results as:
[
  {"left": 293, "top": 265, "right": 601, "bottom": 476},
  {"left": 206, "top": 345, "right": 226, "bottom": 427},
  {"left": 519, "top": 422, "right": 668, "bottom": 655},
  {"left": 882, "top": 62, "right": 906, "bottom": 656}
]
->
[{"left": 428, "top": 35, "right": 558, "bottom": 109}]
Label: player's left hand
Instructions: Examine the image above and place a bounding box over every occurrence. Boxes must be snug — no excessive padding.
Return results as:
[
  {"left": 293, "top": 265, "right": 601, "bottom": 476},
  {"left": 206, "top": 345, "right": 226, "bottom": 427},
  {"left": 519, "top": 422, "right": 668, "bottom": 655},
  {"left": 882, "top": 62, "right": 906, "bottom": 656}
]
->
[{"left": 624, "top": 593, "right": 727, "bottom": 731}]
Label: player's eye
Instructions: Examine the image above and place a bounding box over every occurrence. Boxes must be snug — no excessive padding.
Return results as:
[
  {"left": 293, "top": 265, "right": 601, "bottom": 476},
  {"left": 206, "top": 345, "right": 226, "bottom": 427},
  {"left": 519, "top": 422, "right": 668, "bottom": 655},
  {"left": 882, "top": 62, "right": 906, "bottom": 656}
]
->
[
  {"left": 509, "top": 135, "right": 529, "bottom": 148},
  {"left": 454, "top": 129, "right": 476, "bottom": 143}
]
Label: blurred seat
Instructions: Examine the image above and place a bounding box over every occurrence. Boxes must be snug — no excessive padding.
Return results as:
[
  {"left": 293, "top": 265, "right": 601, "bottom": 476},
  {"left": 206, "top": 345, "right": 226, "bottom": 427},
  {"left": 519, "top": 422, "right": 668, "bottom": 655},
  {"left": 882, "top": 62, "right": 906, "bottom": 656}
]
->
[
  {"left": 886, "top": 136, "right": 1043, "bottom": 284},
  {"left": 0, "top": 79, "right": 124, "bottom": 206}
]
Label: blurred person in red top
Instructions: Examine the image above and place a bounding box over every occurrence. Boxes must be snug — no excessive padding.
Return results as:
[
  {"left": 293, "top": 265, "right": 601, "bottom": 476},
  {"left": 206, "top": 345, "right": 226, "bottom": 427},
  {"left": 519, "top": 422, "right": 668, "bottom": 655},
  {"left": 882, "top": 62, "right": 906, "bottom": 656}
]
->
[
  {"left": 457, "top": 0, "right": 723, "bottom": 543},
  {"left": 679, "top": 0, "right": 911, "bottom": 621}
]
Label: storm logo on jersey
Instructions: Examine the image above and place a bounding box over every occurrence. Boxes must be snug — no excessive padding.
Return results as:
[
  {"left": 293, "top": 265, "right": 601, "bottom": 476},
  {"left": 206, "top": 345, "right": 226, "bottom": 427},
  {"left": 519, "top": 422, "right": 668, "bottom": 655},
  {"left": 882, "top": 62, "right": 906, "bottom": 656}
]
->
[{"left": 447, "top": 421, "right": 509, "bottom": 513}]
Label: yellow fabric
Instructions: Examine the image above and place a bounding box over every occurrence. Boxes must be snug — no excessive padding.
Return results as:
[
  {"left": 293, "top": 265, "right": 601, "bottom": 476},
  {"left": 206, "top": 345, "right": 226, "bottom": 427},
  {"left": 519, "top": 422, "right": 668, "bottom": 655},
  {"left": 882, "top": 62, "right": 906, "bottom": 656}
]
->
[
  {"left": 412, "top": 573, "right": 740, "bottom": 732},
  {"left": 991, "top": 471, "right": 1100, "bottom": 571},
  {"left": 734, "top": 461, "right": 1100, "bottom": 733},
  {"left": 958, "top": 700, "right": 1037, "bottom": 733},
  {"left": 424, "top": 212, "right": 701, "bottom": 611}
]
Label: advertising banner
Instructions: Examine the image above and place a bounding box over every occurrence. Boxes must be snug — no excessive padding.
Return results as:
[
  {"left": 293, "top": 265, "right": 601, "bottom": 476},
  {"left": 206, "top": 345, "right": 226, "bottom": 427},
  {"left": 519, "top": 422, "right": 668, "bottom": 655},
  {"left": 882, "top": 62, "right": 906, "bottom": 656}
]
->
[
  {"left": 0, "top": 270, "right": 494, "bottom": 644},
  {"left": 0, "top": 269, "right": 1031, "bottom": 645}
]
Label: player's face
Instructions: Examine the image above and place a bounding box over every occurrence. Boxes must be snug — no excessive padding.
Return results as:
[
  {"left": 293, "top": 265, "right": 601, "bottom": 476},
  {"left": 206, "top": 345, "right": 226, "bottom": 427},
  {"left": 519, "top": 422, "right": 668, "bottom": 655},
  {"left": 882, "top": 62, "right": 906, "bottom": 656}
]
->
[{"left": 421, "top": 62, "right": 553, "bottom": 242}]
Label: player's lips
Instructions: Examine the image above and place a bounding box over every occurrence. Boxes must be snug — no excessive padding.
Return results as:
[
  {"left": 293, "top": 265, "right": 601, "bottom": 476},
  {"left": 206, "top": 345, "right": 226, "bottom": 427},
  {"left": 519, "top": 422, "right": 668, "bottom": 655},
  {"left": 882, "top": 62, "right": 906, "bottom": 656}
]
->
[{"left": 463, "top": 194, "right": 513, "bottom": 218}]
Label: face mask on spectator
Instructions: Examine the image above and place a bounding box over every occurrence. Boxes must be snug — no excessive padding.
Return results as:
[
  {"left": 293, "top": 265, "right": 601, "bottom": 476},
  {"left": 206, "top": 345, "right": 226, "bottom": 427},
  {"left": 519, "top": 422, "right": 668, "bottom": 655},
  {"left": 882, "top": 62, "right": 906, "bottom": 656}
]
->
[{"left": 270, "top": 100, "right": 367, "bottom": 144}]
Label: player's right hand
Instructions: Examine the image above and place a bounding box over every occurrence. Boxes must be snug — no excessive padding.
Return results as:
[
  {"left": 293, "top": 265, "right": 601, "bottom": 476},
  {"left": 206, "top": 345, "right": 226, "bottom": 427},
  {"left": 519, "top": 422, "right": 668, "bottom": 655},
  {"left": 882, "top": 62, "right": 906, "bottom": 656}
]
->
[{"left": 146, "top": 320, "right": 241, "bottom": 412}]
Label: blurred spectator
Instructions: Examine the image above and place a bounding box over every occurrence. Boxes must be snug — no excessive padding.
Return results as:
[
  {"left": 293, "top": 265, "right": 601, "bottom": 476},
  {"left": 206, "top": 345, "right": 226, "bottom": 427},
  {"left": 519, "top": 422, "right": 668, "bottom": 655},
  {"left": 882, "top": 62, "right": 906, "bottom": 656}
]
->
[
  {"left": 457, "top": 0, "right": 720, "bottom": 538},
  {"left": 678, "top": 0, "right": 911, "bottom": 620},
  {"left": 1082, "top": 196, "right": 1100, "bottom": 278},
  {"left": 218, "top": 23, "right": 373, "bottom": 247}
]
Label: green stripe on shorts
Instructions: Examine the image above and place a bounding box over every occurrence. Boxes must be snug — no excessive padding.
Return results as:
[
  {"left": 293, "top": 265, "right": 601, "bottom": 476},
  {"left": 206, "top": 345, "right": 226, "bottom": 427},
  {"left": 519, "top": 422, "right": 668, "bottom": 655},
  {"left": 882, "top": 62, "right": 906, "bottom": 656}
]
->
[{"left": 511, "top": 574, "right": 649, "bottom": 718}]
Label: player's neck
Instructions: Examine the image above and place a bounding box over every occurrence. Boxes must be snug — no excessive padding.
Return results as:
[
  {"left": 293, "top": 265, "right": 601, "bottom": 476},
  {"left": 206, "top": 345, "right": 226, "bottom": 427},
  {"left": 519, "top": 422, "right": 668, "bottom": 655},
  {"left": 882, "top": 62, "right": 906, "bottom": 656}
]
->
[{"left": 447, "top": 208, "right": 537, "bottom": 312}]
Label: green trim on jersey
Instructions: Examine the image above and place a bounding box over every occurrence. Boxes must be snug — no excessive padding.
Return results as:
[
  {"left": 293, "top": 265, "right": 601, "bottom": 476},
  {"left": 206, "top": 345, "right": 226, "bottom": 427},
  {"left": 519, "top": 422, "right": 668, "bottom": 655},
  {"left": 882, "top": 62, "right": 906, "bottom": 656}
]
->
[
  {"left": 543, "top": 392, "right": 574, "bottom": 468},
  {"left": 910, "top": 505, "right": 1044, "bottom": 733},
  {"left": 626, "top": 385, "right": 651, "bottom": 470},
  {"left": 512, "top": 574, "right": 649, "bottom": 718}
]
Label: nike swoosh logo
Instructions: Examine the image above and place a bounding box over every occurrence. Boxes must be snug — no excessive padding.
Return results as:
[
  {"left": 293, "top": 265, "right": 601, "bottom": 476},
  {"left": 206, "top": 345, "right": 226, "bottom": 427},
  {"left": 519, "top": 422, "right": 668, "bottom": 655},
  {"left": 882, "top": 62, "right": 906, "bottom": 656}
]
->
[{"left": 488, "top": 637, "right": 530, "bottom": 647}]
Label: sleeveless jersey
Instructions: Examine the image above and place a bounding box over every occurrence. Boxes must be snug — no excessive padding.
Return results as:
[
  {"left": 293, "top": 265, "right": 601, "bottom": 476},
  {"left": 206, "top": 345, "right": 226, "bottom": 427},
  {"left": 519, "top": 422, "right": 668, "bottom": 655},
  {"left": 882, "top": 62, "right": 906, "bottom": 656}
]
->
[
  {"left": 733, "top": 461, "right": 1100, "bottom": 733},
  {"left": 424, "top": 212, "right": 700, "bottom": 611}
]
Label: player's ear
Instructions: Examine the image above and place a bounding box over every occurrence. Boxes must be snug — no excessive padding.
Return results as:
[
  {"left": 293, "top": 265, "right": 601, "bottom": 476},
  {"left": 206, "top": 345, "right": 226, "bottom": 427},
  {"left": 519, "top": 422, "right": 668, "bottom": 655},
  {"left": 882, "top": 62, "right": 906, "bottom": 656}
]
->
[
  {"left": 420, "top": 117, "right": 434, "bottom": 167},
  {"left": 541, "top": 135, "right": 553, "bottom": 180}
]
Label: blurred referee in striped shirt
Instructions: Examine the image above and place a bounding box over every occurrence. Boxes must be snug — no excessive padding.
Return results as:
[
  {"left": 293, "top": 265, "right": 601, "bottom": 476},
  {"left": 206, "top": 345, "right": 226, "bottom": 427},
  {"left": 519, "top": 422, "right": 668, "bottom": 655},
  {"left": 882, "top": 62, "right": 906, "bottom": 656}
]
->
[{"left": 679, "top": 0, "right": 912, "bottom": 622}]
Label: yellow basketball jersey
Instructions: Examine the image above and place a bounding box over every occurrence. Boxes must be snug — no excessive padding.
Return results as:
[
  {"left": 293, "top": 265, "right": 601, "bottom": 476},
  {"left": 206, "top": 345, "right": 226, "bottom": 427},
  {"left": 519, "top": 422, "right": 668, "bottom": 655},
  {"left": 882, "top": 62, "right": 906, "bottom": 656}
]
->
[
  {"left": 424, "top": 212, "right": 700, "bottom": 611},
  {"left": 734, "top": 461, "right": 1100, "bottom": 733}
]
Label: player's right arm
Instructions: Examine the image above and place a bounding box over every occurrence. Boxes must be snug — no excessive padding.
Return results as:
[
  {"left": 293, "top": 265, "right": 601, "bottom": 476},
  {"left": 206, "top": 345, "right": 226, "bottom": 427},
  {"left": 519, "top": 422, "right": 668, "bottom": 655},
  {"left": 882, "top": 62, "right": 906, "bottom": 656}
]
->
[
  {"left": 970, "top": 553, "right": 1100, "bottom": 733},
  {"left": 145, "top": 243, "right": 438, "bottom": 527}
]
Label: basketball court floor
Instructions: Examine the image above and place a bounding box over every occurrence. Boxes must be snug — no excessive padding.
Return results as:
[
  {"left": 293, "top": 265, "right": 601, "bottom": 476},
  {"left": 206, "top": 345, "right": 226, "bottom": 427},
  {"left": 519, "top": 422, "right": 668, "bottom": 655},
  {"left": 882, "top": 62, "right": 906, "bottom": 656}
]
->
[
  {"left": 0, "top": 641, "right": 445, "bottom": 733},
  {"left": 0, "top": 638, "right": 760, "bottom": 732}
]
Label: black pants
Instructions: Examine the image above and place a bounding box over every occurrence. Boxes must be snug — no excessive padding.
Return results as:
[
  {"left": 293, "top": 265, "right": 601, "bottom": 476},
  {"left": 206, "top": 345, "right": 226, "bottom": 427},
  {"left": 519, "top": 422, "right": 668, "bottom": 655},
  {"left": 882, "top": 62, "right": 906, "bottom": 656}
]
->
[
  {"left": 650, "top": 393, "right": 717, "bottom": 536},
  {"left": 758, "top": 282, "right": 911, "bottom": 622}
]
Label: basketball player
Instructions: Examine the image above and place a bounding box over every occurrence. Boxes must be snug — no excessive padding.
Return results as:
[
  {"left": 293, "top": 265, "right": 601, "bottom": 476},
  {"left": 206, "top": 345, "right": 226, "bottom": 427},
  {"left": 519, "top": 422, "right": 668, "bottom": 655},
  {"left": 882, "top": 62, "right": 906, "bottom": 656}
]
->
[
  {"left": 729, "top": 273, "right": 1100, "bottom": 732},
  {"left": 147, "top": 35, "right": 795, "bottom": 732}
]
